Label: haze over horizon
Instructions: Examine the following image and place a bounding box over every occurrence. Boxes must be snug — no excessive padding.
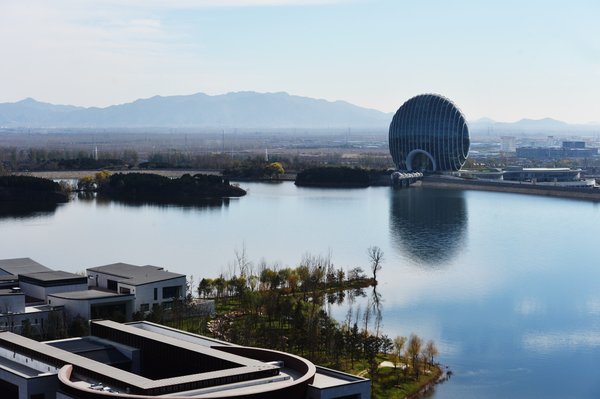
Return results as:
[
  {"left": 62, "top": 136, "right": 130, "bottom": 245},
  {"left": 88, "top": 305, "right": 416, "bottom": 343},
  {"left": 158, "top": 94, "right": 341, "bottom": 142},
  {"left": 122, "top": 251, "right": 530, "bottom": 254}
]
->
[
  {"left": 1, "top": 0, "right": 598, "bottom": 124},
  {"left": 3, "top": 92, "right": 599, "bottom": 126}
]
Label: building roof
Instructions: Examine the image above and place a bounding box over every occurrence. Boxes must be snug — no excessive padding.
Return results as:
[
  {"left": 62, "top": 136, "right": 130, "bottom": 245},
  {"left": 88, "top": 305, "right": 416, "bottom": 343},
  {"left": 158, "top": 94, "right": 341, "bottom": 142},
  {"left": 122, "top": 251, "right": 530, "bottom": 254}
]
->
[
  {"left": 20, "top": 270, "right": 84, "bottom": 282},
  {"left": 93, "top": 320, "right": 270, "bottom": 370},
  {"left": 0, "top": 288, "right": 23, "bottom": 296},
  {"left": 19, "top": 271, "right": 88, "bottom": 288},
  {"left": 0, "top": 352, "right": 50, "bottom": 378},
  {"left": 0, "top": 258, "right": 51, "bottom": 276},
  {"left": 0, "top": 320, "right": 280, "bottom": 395},
  {"left": 0, "top": 320, "right": 364, "bottom": 398},
  {"left": 311, "top": 366, "right": 369, "bottom": 388},
  {"left": 47, "top": 337, "right": 131, "bottom": 367},
  {"left": 48, "top": 289, "right": 132, "bottom": 300},
  {"left": 87, "top": 263, "right": 185, "bottom": 286}
]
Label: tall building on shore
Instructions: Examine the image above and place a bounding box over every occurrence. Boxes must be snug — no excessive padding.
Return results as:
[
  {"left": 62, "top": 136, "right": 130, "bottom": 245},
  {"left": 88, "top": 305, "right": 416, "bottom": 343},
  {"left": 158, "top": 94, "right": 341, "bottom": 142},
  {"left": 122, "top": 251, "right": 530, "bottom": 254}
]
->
[{"left": 389, "top": 94, "right": 470, "bottom": 172}]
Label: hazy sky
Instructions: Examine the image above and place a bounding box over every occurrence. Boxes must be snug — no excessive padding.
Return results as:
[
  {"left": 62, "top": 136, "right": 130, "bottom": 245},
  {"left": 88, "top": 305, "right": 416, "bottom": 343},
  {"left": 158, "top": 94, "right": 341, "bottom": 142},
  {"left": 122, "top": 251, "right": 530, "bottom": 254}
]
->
[{"left": 1, "top": 0, "right": 598, "bottom": 123}]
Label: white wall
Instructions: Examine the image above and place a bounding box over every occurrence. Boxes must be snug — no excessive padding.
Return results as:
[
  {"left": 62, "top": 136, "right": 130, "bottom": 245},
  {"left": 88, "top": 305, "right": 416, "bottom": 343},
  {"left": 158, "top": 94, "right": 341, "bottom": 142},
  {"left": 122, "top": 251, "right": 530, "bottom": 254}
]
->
[
  {"left": 0, "top": 294, "right": 25, "bottom": 313},
  {"left": 48, "top": 296, "right": 134, "bottom": 321},
  {"left": 0, "top": 349, "right": 59, "bottom": 399},
  {"left": 86, "top": 271, "right": 116, "bottom": 290},
  {"left": 130, "top": 277, "right": 186, "bottom": 311},
  {"left": 19, "top": 282, "right": 88, "bottom": 302},
  {"left": 48, "top": 297, "right": 91, "bottom": 320},
  {"left": 85, "top": 270, "right": 186, "bottom": 312}
]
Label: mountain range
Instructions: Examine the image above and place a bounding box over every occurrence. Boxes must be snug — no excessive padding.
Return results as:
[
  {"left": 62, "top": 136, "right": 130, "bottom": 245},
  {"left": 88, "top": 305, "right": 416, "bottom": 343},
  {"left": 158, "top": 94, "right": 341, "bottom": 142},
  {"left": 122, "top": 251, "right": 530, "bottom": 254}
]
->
[
  {"left": 1, "top": 92, "right": 598, "bottom": 135},
  {"left": 0, "top": 92, "right": 391, "bottom": 129}
]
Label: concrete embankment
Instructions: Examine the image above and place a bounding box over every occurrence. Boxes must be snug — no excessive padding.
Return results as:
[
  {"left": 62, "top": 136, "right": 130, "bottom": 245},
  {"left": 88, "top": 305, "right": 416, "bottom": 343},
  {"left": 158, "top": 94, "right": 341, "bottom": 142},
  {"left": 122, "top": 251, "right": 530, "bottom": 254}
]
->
[{"left": 421, "top": 176, "right": 600, "bottom": 201}]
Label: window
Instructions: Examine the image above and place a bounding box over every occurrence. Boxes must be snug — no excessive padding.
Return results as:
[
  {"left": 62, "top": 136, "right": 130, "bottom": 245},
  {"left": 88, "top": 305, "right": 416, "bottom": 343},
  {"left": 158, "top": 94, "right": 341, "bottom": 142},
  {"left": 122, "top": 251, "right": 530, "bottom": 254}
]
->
[
  {"left": 153, "top": 288, "right": 158, "bottom": 301},
  {"left": 107, "top": 279, "right": 118, "bottom": 291},
  {"left": 120, "top": 287, "right": 131, "bottom": 294},
  {"left": 162, "top": 286, "right": 181, "bottom": 299},
  {"left": 140, "top": 303, "right": 150, "bottom": 312}
]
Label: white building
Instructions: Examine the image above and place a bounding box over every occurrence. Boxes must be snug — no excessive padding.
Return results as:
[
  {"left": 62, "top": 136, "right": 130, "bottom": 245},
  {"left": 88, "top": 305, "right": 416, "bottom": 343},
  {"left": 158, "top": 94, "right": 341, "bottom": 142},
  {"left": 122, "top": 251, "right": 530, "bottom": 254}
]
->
[
  {"left": 48, "top": 290, "right": 134, "bottom": 321},
  {"left": 86, "top": 263, "right": 186, "bottom": 313},
  {"left": 18, "top": 271, "right": 88, "bottom": 303},
  {"left": 0, "top": 259, "right": 76, "bottom": 336}
]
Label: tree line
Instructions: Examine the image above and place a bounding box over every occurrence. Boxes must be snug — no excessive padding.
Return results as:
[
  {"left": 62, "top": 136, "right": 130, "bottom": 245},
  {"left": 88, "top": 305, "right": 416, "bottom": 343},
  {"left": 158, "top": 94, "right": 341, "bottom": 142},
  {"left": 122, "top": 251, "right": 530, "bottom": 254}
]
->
[{"left": 77, "top": 171, "right": 246, "bottom": 203}]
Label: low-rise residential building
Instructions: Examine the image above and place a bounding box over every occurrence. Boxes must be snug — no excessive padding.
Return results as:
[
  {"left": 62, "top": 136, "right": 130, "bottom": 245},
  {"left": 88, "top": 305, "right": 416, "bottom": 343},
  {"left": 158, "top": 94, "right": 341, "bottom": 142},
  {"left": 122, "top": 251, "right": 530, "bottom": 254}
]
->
[
  {"left": 18, "top": 271, "right": 87, "bottom": 302},
  {"left": 86, "top": 262, "right": 187, "bottom": 312},
  {"left": 48, "top": 290, "right": 134, "bottom": 321},
  {"left": 0, "top": 258, "right": 193, "bottom": 331}
]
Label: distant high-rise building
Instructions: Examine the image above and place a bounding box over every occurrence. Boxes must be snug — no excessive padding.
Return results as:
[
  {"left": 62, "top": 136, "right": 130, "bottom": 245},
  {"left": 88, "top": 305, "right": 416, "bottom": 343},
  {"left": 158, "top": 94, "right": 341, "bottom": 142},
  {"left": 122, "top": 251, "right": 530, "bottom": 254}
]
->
[
  {"left": 515, "top": 141, "right": 597, "bottom": 158},
  {"left": 389, "top": 94, "right": 470, "bottom": 172},
  {"left": 501, "top": 136, "right": 516, "bottom": 152}
]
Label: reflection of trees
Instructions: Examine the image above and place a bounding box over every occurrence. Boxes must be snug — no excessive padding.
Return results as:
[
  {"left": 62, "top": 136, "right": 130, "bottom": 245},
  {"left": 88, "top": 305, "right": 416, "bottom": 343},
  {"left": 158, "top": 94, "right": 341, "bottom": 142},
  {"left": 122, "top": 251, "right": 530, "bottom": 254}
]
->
[
  {"left": 77, "top": 192, "right": 230, "bottom": 211},
  {"left": 0, "top": 201, "right": 59, "bottom": 219},
  {"left": 389, "top": 188, "right": 467, "bottom": 265}
]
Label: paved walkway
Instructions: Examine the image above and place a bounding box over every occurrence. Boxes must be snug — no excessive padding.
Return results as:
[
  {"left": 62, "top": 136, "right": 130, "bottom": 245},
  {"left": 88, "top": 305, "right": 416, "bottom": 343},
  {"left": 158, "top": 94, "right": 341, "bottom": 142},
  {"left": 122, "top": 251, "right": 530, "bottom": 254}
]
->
[{"left": 379, "top": 360, "right": 407, "bottom": 369}]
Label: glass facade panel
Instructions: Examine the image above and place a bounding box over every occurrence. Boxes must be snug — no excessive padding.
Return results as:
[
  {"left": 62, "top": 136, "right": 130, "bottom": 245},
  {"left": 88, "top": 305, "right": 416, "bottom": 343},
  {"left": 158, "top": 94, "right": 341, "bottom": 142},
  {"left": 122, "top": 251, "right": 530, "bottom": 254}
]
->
[{"left": 389, "top": 94, "right": 470, "bottom": 172}]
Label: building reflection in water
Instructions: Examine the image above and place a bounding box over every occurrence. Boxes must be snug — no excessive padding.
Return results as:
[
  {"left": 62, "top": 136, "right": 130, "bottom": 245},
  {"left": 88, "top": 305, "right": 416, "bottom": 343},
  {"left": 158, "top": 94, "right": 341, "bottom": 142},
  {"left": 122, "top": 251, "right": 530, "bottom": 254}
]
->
[{"left": 389, "top": 187, "right": 468, "bottom": 265}]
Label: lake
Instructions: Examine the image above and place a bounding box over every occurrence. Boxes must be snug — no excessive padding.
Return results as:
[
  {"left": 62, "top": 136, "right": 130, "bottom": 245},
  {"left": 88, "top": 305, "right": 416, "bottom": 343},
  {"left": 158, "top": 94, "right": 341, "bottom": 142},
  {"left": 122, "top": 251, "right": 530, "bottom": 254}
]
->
[{"left": 1, "top": 181, "right": 599, "bottom": 398}]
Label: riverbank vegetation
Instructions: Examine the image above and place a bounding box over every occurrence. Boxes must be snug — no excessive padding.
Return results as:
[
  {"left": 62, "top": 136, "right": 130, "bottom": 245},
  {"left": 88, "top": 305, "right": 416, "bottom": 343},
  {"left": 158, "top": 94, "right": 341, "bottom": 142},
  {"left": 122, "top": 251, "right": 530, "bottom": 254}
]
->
[
  {"left": 223, "top": 159, "right": 286, "bottom": 179},
  {"left": 0, "top": 144, "right": 392, "bottom": 175},
  {"left": 132, "top": 248, "right": 443, "bottom": 398}
]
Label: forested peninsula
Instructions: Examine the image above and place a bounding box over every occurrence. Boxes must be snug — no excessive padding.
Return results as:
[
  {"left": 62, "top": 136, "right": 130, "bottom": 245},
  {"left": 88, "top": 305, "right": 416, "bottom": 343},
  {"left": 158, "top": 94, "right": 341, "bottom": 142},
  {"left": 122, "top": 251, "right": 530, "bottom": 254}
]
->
[
  {"left": 95, "top": 172, "right": 246, "bottom": 204},
  {"left": 0, "top": 175, "right": 68, "bottom": 215}
]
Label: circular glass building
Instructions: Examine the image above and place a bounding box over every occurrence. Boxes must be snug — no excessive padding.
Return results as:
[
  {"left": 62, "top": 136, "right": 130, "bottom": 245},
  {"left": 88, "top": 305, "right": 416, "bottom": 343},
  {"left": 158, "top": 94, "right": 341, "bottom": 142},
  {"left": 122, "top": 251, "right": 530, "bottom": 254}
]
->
[{"left": 389, "top": 94, "right": 470, "bottom": 172}]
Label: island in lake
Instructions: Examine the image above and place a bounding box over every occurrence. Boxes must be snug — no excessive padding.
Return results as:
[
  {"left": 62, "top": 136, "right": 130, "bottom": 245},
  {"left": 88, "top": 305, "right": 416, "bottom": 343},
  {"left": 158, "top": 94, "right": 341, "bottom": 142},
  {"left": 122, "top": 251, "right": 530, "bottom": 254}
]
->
[
  {"left": 98, "top": 172, "right": 246, "bottom": 204},
  {"left": 0, "top": 175, "right": 68, "bottom": 216}
]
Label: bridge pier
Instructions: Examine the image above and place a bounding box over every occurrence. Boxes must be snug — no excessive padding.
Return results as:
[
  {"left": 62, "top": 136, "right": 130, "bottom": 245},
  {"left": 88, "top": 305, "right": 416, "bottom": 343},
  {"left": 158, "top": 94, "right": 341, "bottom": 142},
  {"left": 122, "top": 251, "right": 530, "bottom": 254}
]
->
[{"left": 391, "top": 171, "right": 423, "bottom": 188}]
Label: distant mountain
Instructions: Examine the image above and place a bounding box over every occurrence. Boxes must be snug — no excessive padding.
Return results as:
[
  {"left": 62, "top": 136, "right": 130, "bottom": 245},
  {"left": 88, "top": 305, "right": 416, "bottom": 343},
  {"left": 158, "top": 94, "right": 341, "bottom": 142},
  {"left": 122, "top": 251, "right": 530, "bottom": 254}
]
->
[
  {"left": 0, "top": 92, "right": 392, "bottom": 129},
  {"left": 469, "top": 117, "right": 600, "bottom": 137}
]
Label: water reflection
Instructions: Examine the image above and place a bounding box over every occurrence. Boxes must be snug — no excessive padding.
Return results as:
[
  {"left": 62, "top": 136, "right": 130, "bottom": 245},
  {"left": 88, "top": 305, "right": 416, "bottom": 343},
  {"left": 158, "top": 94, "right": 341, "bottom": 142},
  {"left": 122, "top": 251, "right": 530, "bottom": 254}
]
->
[
  {"left": 76, "top": 192, "right": 231, "bottom": 210},
  {"left": 389, "top": 187, "right": 468, "bottom": 265},
  {"left": 0, "top": 202, "right": 59, "bottom": 219}
]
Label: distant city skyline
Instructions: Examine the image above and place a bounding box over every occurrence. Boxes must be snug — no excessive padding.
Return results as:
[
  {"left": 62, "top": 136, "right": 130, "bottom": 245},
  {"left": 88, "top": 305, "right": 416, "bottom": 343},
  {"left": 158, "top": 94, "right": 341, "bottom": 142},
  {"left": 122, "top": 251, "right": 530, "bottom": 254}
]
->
[{"left": 1, "top": 0, "right": 598, "bottom": 124}]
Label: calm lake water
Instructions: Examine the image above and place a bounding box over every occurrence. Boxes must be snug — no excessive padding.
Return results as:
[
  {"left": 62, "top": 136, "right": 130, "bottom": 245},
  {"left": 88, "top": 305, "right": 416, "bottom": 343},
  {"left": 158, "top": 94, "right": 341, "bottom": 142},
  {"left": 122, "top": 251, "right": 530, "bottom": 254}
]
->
[{"left": 1, "top": 181, "right": 600, "bottom": 398}]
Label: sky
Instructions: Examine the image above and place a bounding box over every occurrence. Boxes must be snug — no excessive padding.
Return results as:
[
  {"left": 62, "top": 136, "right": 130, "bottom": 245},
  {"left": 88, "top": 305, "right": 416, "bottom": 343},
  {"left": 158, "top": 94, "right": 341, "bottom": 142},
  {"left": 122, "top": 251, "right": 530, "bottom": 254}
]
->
[{"left": 0, "top": 0, "right": 599, "bottom": 123}]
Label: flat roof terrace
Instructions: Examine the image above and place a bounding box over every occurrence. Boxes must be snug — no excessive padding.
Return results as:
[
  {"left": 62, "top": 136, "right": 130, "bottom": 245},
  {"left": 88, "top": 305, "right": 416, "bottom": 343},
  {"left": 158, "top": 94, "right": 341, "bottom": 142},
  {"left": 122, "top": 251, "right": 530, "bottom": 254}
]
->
[
  {"left": 1, "top": 322, "right": 280, "bottom": 395},
  {"left": 87, "top": 263, "right": 185, "bottom": 286},
  {"left": 19, "top": 270, "right": 87, "bottom": 287},
  {"left": 48, "top": 289, "right": 132, "bottom": 300},
  {"left": 0, "top": 258, "right": 51, "bottom": 276}
]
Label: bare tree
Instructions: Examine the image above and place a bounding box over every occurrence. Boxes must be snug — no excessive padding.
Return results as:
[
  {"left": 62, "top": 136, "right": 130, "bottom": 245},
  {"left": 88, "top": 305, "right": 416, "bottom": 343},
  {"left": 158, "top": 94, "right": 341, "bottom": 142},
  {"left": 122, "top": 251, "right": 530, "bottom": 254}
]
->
[
  {"left": 367, "top": 246, "right": 384, "bottom": 283},
  {"left": 393, "top": 335, "right": 407, "bottom": 384},
  {"left": 234, "top": 243, "right": 252, "bottom": 278},
  {"left": 407, "top": 333, "right": 423, "bottom": 379},
  {"left": 424, "top": 339, "right": 439, "bottom": 368}
]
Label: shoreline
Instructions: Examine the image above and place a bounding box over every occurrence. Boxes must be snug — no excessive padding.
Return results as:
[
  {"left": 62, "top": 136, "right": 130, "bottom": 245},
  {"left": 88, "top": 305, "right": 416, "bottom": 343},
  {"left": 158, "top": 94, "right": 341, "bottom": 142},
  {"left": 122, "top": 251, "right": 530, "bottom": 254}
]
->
[
  {"left": 405, "top": 364, "right": 451, "bottom": 399},
  {"left": 20, "top": 170, "right": 600, "bottom": 202},
  {"left": 19, "top": 170, "right": 298, "bottom": 182},
  {"left": 420, "top": 176, "right": 600, "bottom": 201}
]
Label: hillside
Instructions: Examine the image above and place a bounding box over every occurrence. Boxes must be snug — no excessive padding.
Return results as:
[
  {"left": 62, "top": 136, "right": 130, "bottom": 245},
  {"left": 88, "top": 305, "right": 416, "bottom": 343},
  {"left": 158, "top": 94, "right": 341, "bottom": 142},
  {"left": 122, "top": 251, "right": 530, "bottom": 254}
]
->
[{"left": 0, "top": 92, "right": 391, "bottom": 129}]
